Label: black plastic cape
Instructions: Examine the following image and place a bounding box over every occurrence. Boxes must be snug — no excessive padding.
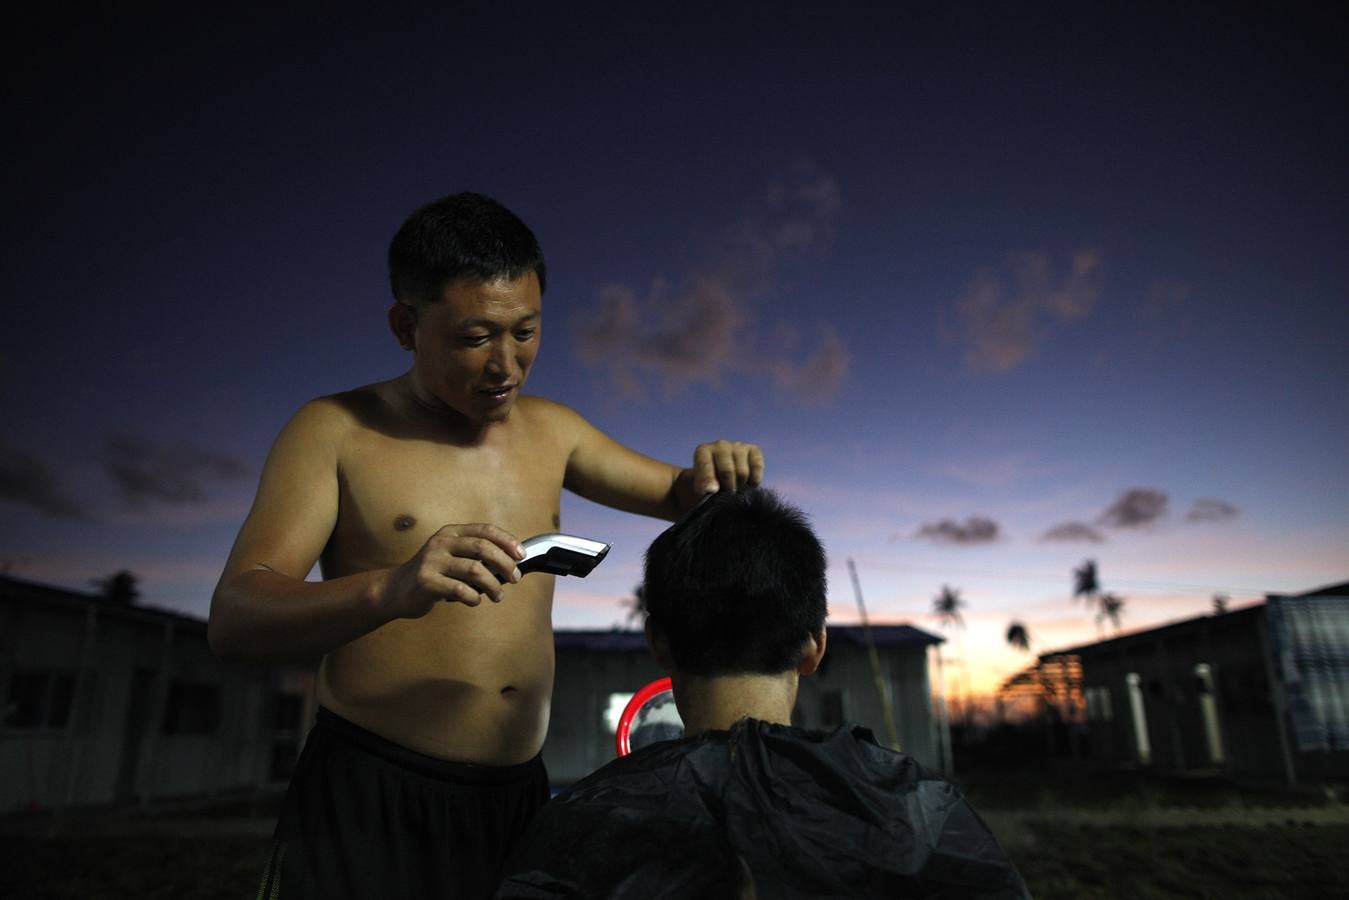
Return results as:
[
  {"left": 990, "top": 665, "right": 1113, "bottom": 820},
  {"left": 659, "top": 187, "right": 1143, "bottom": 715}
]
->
[{"left": 497, "top": 719, "right": 1030, "bottom": 899}]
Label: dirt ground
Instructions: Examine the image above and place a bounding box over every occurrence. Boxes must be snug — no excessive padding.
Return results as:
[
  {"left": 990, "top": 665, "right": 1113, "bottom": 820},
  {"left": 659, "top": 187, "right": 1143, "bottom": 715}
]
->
[
  {"left": 3, "top": 768, "right": 1347, "bottom": 898},
  {"left": 3, "top": 824, "right": 1347, "bottom": 899}
]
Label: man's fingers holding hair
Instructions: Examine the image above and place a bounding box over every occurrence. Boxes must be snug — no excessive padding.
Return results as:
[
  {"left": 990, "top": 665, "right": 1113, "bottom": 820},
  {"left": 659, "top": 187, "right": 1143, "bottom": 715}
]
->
[
  {"left": 692, "top": 444, "right": 719, "bottom": 494},
  {"left": 714, "top": 449, "right": 739, "bottom": 492},
  {"left": 747, "top": 446, "right": 765, "bottom": 485},
  {"left": 693, "top": 441, "right": 766, "bottom": 494}
]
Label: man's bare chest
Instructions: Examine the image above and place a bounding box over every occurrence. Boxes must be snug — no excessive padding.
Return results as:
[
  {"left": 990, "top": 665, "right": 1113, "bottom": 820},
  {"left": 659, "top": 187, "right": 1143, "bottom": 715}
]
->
[{"left": 326, "top": 429, "right": 569, "bottom": 570}]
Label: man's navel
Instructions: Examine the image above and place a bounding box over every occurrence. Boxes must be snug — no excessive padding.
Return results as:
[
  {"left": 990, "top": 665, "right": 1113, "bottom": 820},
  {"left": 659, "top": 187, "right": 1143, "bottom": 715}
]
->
[{"left": 394, "top": 514, "right": 416, "bottom": 532}]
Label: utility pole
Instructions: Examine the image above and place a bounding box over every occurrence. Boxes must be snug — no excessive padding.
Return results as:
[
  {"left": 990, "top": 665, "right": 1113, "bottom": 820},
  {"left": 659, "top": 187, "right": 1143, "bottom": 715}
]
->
[{"left": 846, "top": 559, "right": 902, "bottom": 751}]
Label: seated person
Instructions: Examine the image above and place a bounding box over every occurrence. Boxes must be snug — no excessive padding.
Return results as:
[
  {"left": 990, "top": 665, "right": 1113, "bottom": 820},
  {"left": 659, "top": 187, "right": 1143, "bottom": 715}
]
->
[{"left": 496, "top": 488, "right": 1030, "bottom": 899}]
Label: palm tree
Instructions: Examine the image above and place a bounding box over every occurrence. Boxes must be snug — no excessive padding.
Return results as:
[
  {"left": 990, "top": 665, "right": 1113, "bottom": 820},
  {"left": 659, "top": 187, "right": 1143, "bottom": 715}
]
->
[
  {"left": 620, "top": 583, "right": 646, "bottom": 630},
  {"left": 933, "top": 585, "right": 971, "bottom": 724},
  {"left": 92, "top": 570, "right": 140, "bottom": 605},
  {"left": 933, "top": 585, "right": 965, "bottom": 628},
  {"left": 1006, "top": 621, "right": 1031, "bottom": 653},
  {"left": 1072, "top": 559, "right": 1099, "bottom": 608},
  {"left": 1098, "top": 592, "right": 1125, "bottom": 632}
]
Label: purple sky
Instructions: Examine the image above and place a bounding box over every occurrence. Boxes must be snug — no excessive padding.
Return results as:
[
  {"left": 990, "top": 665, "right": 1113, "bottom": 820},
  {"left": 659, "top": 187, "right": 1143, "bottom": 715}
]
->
[{"left": 3, "top": 6, "right": 1345, "bottom": 693}]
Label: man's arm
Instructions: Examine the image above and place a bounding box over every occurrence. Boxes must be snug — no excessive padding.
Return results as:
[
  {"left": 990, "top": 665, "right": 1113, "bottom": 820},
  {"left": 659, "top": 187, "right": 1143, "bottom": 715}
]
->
[
  {"left": 552, "top": 401, "right": 765, "bottom": 520},
  {"left": 208, "top": 399, "right": 524, "bottom": 662},
  {"left": 209, "top": 399, "right": 374, "bottom": 661}
]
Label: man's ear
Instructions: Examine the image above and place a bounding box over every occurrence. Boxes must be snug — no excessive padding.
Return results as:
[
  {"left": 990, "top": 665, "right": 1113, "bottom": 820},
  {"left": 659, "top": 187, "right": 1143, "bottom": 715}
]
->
[
  {"left": 388, "top": 302, "right": 417, "bottom": 351},
  {"left": 645, "top": 618, "right": 674, "bottom": 671},
  {"left": 797, "top": 625, "right": 827, "bottom": 676}
]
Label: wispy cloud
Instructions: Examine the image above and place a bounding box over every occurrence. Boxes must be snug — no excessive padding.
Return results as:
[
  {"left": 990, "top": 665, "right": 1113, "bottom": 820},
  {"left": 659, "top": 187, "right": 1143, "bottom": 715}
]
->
[
  {"left": 0, "top": 440, "right": 87, "bottom": 519},
  {"left": 764, "top": 327, "right": 851, "bottom": 404},
  {"left": 103, "top": 434, "right": 250, "bottom": 508},
  {"left": 573, "top": 161, "right": 849, "bottom": 404},
  {"left": 1142, "top": 278, "right": 1192, "bottom": 319},
  {"left": 576, "top": 277, "right": 741, "bottom": 394},
  {"left": 936, "top": 453, "right": 1053, "bottom": 490},
  {"left": 1097, "top": 487, "right": 1168, "bottom": 529},
  {"left": 1040, "top": 522, "right": 1106, "bottom": 543},
  {"left": 956, "top": 249, "right": 1101, "bottom": 373},
  {"left": 914, "top": 516, "right": 1001, "bottom": 545},
  {"left": 1186, "top": 497, "right": 1239, "bottom": 523}
]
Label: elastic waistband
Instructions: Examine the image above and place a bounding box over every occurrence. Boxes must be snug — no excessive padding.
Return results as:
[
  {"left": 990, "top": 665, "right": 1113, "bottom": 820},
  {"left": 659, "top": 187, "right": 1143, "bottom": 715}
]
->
[{"left": 314, "top": 706, "right": 544, "bottom": 786}]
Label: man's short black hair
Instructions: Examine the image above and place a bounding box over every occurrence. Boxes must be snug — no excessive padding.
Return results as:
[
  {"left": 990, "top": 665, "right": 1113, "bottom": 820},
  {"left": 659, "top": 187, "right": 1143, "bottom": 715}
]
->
[
  {"left": 388, "top": 192, "right": 547, "bottom": 306},
  {"left": 642, "top": 488, "right": 827, "bottom": 677}
]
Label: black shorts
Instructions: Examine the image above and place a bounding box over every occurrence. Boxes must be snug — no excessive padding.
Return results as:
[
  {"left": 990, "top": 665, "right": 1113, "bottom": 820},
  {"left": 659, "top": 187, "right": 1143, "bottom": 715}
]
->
[{"left": 257, "top": 706, "right": 550, "bottom": 900}]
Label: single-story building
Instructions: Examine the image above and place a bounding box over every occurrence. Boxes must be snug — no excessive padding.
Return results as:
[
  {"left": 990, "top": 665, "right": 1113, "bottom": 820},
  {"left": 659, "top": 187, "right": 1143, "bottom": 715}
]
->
[
  {"left": 3, "top": 572, "right": 948, "bottom": 811},
  {"left": 545, "top": 624, "right": 948, "bottom": 785},
  {"left": 0, "top": 575, "right": 314, "bottom": 814},
  {"left": 1039, "top": 580, "right": 1348, "bottom": 783}
]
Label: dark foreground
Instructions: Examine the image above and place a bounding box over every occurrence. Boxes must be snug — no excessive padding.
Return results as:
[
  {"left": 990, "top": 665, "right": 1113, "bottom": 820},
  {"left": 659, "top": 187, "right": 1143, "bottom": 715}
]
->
[
  {"left": 4, "top": 766, "right": 1349, "bottom": 899},
  {"left": 2, "top": 823, "right": 1347, "bottom": 899}
]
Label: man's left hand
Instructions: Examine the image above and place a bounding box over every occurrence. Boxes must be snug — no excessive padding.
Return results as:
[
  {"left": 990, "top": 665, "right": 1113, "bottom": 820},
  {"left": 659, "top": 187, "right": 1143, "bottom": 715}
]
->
[{"left": 687, "top": 440, "right": 765, "bottom": 498}]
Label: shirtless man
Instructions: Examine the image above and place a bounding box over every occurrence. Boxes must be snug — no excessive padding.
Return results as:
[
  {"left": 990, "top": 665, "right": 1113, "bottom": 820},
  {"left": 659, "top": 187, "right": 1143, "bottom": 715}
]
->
[{"left": 208, "top": 192, "right": 763, "bottom": 899}]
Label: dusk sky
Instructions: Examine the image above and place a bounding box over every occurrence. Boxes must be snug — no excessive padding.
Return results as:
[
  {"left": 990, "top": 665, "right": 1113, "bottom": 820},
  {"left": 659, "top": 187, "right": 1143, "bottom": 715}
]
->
[{"left": 3, "top": 5, "right": 1345, "bottom": 695}]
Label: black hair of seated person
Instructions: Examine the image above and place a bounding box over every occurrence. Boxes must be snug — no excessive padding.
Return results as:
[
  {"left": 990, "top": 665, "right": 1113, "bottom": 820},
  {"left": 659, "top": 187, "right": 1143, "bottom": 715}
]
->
[
  {"left": 388, "top": 191, "right": 547, "bottom": 307},
  {"left": 642, "top": 487, "right": 827, "bottom": 677}
]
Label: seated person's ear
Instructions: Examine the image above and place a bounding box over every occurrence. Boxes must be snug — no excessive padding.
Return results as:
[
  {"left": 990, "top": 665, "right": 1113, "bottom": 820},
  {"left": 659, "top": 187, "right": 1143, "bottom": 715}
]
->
[
  {"left": 645, "top": 618, "right": 675, "bottom": 671},
  {"left": 797, "top": 626, "right": 827, "bottom": 676}
]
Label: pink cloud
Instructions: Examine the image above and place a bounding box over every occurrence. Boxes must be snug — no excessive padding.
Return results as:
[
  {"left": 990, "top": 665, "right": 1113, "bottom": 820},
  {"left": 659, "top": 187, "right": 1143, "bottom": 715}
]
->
[{"left": 955, "top": 249, "right": 1101, "bottom": 374}]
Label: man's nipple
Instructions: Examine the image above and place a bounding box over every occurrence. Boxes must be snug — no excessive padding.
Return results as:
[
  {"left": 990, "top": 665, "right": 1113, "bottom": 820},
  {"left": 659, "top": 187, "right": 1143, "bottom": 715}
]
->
[{"left": 393, "top": 514, "right": 416, "bottom": 532}]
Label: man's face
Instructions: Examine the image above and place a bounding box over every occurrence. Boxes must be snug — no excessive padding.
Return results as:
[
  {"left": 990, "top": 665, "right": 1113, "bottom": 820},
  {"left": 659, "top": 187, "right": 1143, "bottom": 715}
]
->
[{"left": 403, "top": 272, "right": 542, "bottom": 423}]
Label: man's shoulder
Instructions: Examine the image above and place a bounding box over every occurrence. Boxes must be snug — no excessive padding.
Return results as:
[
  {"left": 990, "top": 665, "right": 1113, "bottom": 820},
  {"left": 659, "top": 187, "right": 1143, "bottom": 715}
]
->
[
  {"left": 516, "top": 394, "right": 585, "bottom": 426},
  {"left": 294, "top": 378, "right": 416, "bottom": 431},
  {"left": 513, "top": 395, "right": 602, "bottom": 449},
  {"left": 281, "top": 387, "right": 375, "bottom": 439}
]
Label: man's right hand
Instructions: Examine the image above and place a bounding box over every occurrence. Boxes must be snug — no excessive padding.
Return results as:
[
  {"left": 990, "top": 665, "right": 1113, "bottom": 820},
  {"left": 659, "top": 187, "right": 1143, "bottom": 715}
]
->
[{"left": 377, "top": 524, "right": 526, "bottom": 617}]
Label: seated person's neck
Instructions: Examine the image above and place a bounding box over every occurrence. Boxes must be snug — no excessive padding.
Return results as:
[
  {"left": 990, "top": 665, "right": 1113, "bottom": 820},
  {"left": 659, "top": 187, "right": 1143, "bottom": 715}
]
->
[{"left": 673, "top": 672, "right": 799, "bottom": 736}]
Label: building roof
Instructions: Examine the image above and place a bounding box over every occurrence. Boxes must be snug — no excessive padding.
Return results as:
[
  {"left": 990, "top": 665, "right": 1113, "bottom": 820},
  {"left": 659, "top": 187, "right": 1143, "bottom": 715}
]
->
[
  {"left": 1041, "top": 604, "right": 1264, "bottom": 659},
  {"left": 1039, "top": 579, "right": 1348, "bottom": 659},
  {"left": 555, "top": 623, "right": 942, "bottom": 653},
  {"left": 828, "top": 624, "right": 944, "bottom": 647},
  {"left": 0, "top": 574, "right": 208, "bottom": 633},
  {"left": 1271, "top": 580, "right": 1349, "bottom": 598}
]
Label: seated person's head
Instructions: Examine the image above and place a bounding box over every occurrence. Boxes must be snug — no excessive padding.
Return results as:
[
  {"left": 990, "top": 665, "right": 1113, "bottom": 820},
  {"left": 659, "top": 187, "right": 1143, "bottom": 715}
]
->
[{"left": 642, "top": 488, "right": 828, "bottom": 720}]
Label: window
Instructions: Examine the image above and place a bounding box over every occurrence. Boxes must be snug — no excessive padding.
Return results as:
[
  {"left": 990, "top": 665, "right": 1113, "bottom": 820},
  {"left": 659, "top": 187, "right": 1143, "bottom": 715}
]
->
[
  {"left": 162, "top": 680, "right": 221, "bottom": 735},
  {"left": 1085, "top": 686, "right": 1113, "bottom": 722},
  {"left": 4, "top": 670, "right": 76, "bottom": 729}
]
